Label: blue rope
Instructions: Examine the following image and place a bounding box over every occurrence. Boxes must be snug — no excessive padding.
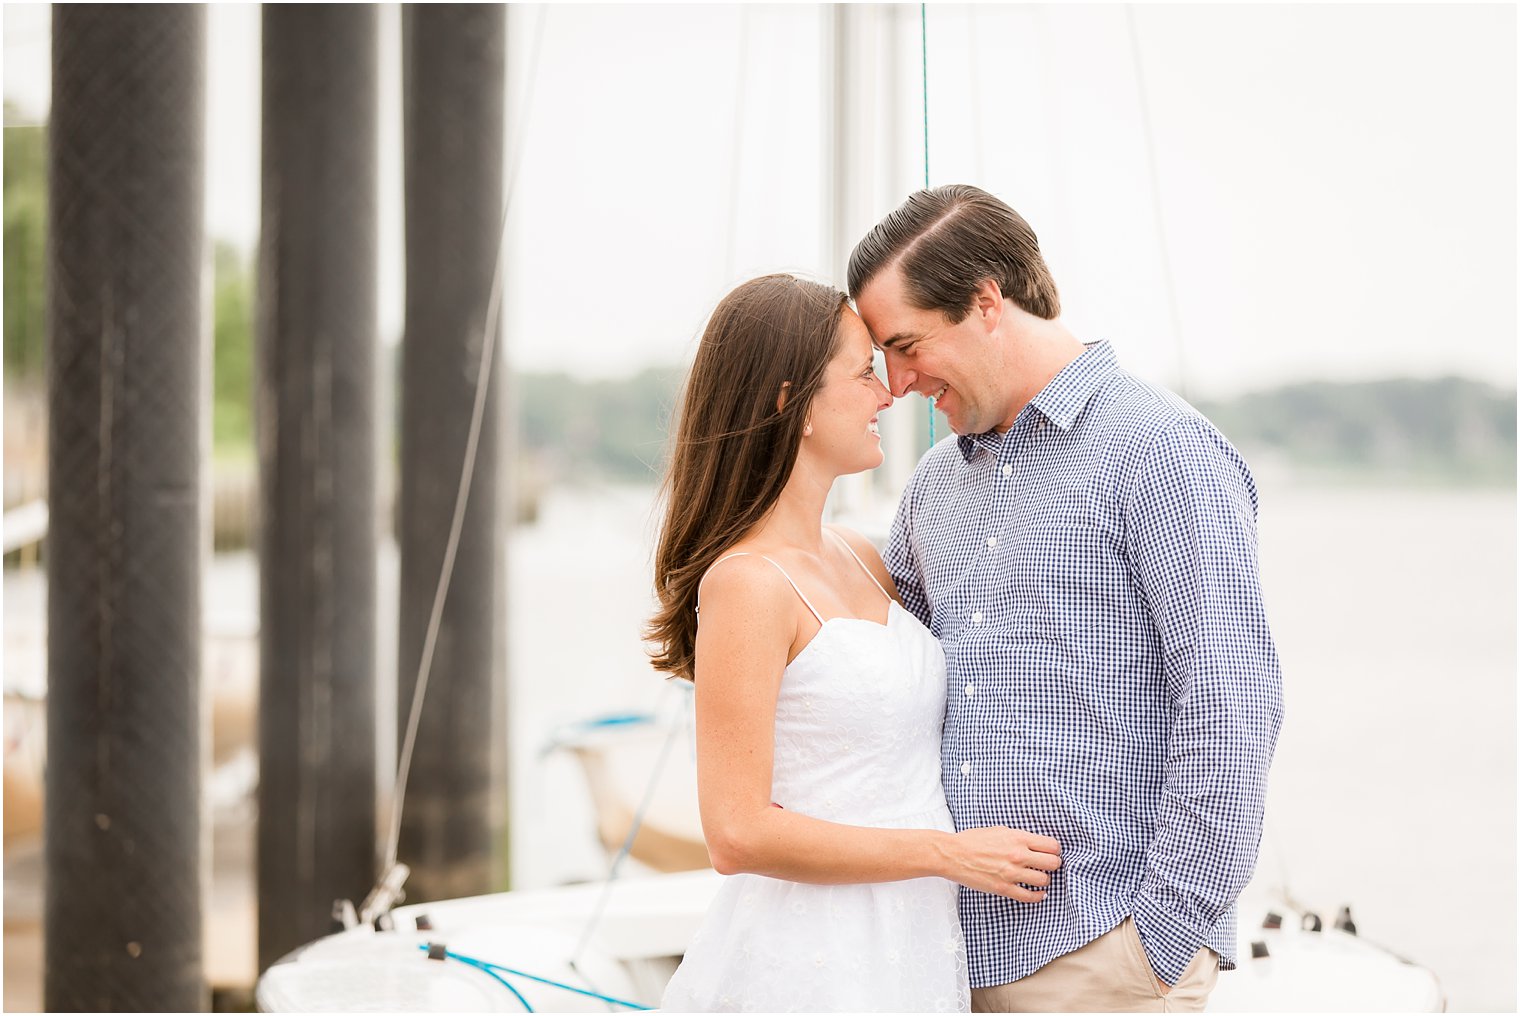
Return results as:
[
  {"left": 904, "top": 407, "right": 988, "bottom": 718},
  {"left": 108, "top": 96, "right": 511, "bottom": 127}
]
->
[
  {"left": 921, "top": 3, "right": 937, "bottom": 447},
  {"left": 446, "top": 952, "right": 535, "bottom": 1011},
  {"left": 422, "top": 944, "right": 652, "bottom": 1010},
  {"left": 579, "top": 712, "right": 653, "bottom": 730}
]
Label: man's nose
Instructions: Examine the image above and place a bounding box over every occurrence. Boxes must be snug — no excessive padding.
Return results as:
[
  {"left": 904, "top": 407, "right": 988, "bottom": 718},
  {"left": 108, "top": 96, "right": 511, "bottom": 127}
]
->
[{"left": 883, "top": 352, "right": 914, "bottom": 400}]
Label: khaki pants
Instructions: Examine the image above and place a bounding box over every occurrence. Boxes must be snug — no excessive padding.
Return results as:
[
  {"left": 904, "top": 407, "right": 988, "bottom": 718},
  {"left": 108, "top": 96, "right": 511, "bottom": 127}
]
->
[{"left": 971, "top": 918, "right": 1219, "bottom": 1013}]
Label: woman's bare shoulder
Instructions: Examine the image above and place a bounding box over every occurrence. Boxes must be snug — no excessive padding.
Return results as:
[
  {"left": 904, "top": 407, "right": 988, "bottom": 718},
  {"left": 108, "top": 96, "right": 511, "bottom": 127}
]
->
[
  {"left": 697, "top": 548, "right": 795, "bottom": 616},
  {"left": 824, "top": 524, "right": 899, "bottom": 598},
  {"left": 823, "top": 524, "right": 882, "bottom": 561},
  {"left": 694, "top": 549, "right": 798, "bottom": 689}
]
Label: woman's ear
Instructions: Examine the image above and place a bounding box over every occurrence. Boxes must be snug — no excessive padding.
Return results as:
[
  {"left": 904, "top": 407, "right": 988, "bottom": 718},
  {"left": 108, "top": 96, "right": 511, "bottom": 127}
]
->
[{"left": 776, "top": 379, "right": 792, "bottom": 414}]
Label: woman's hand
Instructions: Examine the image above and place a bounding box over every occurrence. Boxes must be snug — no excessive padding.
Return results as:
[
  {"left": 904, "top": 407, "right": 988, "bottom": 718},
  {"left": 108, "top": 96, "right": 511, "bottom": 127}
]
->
[{"left": 939, "top": 826, "right": 1062, "bottom": 902}]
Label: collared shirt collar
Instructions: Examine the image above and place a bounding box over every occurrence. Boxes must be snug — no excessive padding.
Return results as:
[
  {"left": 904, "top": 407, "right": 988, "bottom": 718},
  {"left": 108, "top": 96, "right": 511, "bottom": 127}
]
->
[
  {"left": 956, "top": 429, "right": 1003, "bottom": 462},
  {"left": 957, "top": 341, "right": 1118, "bottom": 462}
]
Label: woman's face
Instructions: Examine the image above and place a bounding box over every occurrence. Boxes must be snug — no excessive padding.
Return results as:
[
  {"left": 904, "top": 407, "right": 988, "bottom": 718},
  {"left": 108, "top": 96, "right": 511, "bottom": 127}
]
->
[{"left": 801, "top": 309, "right": 894, "bottom": 476}]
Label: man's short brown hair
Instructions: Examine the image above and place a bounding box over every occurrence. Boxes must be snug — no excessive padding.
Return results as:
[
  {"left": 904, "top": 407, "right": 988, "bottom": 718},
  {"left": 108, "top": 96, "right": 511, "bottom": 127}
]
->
[{"left": 848, "top": 184, "right": 1061, "bottom": 322}]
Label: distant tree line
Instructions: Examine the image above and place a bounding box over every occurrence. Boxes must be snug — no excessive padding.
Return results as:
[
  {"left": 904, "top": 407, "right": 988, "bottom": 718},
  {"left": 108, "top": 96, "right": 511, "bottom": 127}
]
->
[
  {"left": 4, "top": 106, "right": 256, "bottom": 462},
  {"left": 523, "top": 372, "right": 1516, "bottom": 487},
  {"left": 4, "top": 109, "right": 46, "bottom": 382},
  {"left": 1196, "top": 378, "right": 1516, "bottom": 486},
  {"left": 6, "top": 102, "right": 1512, "bottom": 489},
  {"left": 515, "top": 366, "right": 683, "bottom": 485}
]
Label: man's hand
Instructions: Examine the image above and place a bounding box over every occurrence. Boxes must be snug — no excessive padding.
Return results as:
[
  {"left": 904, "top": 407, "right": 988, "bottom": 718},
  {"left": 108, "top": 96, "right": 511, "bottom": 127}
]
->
[{"left": 941, "top": 826, "right": 1062, "bottom": 902}]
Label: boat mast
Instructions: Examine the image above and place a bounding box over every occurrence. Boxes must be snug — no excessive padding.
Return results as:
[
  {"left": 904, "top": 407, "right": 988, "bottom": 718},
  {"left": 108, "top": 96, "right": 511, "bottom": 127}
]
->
[{"left": 824, "top": 4, "right": 920, "bottom": 535}]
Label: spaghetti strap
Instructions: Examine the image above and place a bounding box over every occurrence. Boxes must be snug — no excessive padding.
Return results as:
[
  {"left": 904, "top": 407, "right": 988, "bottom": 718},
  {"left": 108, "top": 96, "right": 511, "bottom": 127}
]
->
[
  {"left": 826, "top": 527, "right": 893, "bottom": 603},
  {"left": 756, "top": 557, "right": 825, "bottom": 625},
  {"left": 699, "top": 552, "right": 826, "bottom": 625}
]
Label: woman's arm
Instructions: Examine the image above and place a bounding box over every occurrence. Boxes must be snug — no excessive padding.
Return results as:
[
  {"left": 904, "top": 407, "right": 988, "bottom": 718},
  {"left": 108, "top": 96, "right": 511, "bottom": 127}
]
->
[{"left": 693, "top": 555, "right": 1060, "bottom": 901}]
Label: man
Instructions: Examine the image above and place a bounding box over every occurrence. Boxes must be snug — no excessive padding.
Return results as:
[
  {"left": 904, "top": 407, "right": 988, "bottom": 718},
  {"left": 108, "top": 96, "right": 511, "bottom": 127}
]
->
[{"left": 849, "top": 185, "right": 1283, "bottom": 1013}]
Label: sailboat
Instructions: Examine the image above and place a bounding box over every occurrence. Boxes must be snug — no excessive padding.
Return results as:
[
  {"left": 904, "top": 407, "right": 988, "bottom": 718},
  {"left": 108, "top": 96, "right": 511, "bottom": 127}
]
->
[
  {"left": 260, "top": 8, "right": 1447, "bottom": 1011},
  {"left": 257, "top": 695, "right": 1445, "bottom": 1012}
]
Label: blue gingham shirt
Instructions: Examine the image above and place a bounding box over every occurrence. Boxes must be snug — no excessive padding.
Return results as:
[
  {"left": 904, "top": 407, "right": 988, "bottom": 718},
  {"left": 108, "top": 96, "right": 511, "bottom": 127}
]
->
[{"left": 888, "top": 341, "right": 1283, "bottom": 989}]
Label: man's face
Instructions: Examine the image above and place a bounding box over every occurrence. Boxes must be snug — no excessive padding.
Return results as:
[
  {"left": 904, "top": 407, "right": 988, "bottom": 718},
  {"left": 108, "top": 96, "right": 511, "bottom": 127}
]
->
[{"left": 855, "top": 266, "right": 1013, "bottom": 436}]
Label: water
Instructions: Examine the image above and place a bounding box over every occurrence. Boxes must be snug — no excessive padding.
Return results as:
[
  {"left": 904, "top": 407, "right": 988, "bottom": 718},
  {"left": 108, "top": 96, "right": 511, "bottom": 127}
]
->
[
  {"left": 506, "top": 480, "right": 1517, "bottom": 1012},
  {"left": 1250, "top": 483, "right": 1516, "bottom": 1012},
  {"left": 6, "top": 480, "right": 1514, "bottom": 1009}
]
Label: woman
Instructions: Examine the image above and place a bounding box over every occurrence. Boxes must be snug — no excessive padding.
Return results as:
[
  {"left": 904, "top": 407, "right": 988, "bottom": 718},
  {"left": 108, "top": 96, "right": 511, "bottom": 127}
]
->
[{"left": 647, "top": 275, "right": 1061, "bottom": 1012}]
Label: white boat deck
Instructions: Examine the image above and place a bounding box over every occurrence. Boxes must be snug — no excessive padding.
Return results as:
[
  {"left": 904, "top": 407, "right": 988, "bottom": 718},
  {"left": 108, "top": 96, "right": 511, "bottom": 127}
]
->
[{"left": 258, "top": 868, "right": 1445, "bottom": 1013}]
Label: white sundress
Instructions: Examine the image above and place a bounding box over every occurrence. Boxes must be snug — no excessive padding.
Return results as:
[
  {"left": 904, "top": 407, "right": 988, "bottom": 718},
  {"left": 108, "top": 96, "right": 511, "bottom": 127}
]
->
[{"left": 660, "top": 540, "right": 970, "bottom": 1013}]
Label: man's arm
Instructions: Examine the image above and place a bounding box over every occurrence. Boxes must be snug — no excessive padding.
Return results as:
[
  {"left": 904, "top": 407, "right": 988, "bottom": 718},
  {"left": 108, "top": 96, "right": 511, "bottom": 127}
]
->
[
  {"left": 1123, "top": 416, "right": 1285, "bottom": 986},
  {"left": 885, "top": 470, "right": 932, "bottom": 626}
]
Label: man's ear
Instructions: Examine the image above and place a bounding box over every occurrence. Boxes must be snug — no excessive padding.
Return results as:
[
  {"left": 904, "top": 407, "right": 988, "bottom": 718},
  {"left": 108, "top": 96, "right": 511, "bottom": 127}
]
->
[
  {"left": 776, "top": 380, "right": 792, "bottom": 414},
  {"left": 973, "top": 279, "right": 1004, "bottom": 331}
]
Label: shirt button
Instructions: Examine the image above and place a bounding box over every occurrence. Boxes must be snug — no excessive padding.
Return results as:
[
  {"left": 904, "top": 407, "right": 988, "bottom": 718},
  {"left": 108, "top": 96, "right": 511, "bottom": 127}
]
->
[
  {"left": 971, "top": 611, "right": 983, "bottom": 624},
  {"left": 986, "top": 536, "right": 998, "bottom": 549},
  {"left": 959, "top": 761, "right": 971, "bottom": 776},
  {"left": 964, "top": 683, "right": 975, "bottom": 698},
  {"left": 1002, "top": 464, "right": 1012, "bottom": 477}
]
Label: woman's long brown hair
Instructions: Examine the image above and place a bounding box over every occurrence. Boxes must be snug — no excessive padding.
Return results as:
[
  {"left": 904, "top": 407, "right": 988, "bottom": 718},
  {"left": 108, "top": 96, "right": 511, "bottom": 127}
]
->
[{"left": 647, "top": 275, "right": 848, "bottom": 682}]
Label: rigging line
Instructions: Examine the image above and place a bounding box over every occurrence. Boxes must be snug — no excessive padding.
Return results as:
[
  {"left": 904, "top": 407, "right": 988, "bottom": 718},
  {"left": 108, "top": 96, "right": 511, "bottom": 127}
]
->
[
  {"left": 1266, "top": 824, "right": 1308, "bottom": 918},
  {"left": 723, "top": 5, "right": 750, "bottom": 284},
  {"left": 920, "top": 3, "right": 930, "bottom": 190},
  {"left": 384, "top": 4, "right": 552, "bottom": 879},
  {"left": 427, "top": 946, "right": 653, "bottom": 1010},
  {"left": 447, "top": 952, "right": 536, "bottom": 1011},
  {"left": 920, "top": 3, "right": 936, "bottom": 447},
  {"left": 965, "top": 5, "right": 985, "bottom": 184},
  {"left": 566, "top": 689, "right": 692, "bottom": 973},
  {"left": 1124, "top": 5, "right": 1190, "bottom": 401}
]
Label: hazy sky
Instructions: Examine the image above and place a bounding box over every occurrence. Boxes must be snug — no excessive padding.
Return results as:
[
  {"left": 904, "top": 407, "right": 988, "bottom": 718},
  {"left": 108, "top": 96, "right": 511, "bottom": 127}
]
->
[{"left": 5, "top": 3, "right": 1515, "bottom": 396}]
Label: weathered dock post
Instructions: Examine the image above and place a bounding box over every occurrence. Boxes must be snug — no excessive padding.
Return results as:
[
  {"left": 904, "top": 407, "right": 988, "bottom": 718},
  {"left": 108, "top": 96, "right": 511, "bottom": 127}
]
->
[
  {"left": 256, "top": 6, "right": 380, "bottom": 972},
  {"left": 46, "top": 6, "right": 208, "bottom": 1010},
  {"left": 396, "top": 4, "right": 508, "bottom": 903}
]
